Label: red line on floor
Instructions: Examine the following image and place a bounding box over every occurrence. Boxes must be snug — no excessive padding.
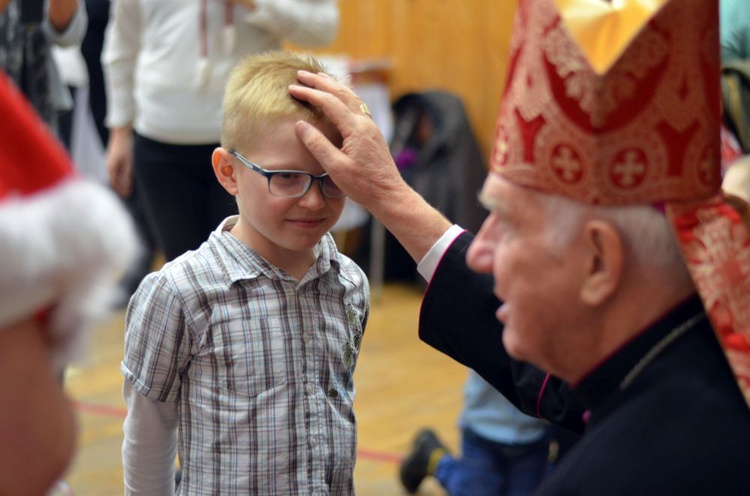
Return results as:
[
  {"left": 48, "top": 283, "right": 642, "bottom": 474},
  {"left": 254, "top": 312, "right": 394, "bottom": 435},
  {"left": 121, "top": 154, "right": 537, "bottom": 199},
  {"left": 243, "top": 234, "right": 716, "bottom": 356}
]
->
[
  {"left": 74, "top": 401, "right": 127, "bottom": 418},
  {"left": 357, "top": 448, "right": 404, "bottom": 464},
  {"left": 73, "top": 401, "right": 405, "bottom": 464}
]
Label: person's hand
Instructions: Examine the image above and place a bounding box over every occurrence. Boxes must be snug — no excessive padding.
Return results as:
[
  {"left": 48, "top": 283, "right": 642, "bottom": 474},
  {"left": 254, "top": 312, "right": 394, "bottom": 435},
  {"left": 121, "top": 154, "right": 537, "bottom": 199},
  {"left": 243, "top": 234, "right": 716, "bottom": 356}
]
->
[
  {"left": 290, "top": 71, "right": 452, "bottom": 263},
  {"left": 289, "top": 71, "right": 409, "bottom": 214},
  {"left": 106, "top": 126, "right": 135, "bottom": 198}
]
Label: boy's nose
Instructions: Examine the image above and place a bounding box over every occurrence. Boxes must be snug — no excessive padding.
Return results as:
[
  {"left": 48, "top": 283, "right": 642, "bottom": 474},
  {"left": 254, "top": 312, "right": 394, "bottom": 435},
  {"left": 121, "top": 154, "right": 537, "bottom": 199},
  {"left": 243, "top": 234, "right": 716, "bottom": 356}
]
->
[{"left": 297, "top": 181, "right": 326, "bottom": 209}]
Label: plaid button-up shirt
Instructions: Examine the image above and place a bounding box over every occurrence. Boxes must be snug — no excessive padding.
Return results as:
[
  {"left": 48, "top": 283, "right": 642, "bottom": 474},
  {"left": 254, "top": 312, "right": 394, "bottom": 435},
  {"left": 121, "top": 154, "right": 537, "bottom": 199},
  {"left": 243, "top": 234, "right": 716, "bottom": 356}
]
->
[{"left": 123, "top": 217, "right": 369, "bottom": 495}]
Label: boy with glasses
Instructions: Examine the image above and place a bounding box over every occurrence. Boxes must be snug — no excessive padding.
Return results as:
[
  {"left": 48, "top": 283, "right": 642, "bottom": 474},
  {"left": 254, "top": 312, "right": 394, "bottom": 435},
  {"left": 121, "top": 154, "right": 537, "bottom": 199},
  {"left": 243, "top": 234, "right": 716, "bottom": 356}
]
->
[{"left": 121, "top": 51, "right": 369, "bottom": 495}]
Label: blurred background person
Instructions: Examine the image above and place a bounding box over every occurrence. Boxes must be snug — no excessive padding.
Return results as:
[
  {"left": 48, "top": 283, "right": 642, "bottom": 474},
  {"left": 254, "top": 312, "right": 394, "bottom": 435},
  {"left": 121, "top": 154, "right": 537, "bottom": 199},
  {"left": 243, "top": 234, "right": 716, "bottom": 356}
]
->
[
  {"left": 720, "top": 0, "right": 750, "bottom": 62},
  {"left": 400, "top": 370, "right": 552, "bottom": 496},
  {"left": 103, "top": 0, "right": 341, "bottom": 268},
  {"left": 55, "top": 0, "right": 158, "bottom": 306},
  {"left": 0, "top": 0, "right": 86, "bottom": 137},
  {"left": 720, "top": 0, "right": 750, "bottom": 206}
]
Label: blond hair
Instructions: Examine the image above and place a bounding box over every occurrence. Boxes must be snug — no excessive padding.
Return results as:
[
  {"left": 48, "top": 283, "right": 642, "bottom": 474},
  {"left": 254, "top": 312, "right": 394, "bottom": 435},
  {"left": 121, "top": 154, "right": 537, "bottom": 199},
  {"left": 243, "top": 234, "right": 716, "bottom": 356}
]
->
[{"left": 222, "top": 50, "right": 331, "bottom": 151}]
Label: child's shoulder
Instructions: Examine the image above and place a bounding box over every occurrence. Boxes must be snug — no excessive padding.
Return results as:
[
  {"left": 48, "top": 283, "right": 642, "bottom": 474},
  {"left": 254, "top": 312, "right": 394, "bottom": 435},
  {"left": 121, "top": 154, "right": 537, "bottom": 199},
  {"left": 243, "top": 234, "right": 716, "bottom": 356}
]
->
[
  {"left": 132, "top": 240, "right": 230, "bottom": 312},
  {"left": 154, "top": 240, "right": 225, "bottom": 284},
  {"left": 333, "top": 251, "right": 369, "bottom": 288},
  {"left": 333, "top": 251, "right": 361, "bottom": 271}
]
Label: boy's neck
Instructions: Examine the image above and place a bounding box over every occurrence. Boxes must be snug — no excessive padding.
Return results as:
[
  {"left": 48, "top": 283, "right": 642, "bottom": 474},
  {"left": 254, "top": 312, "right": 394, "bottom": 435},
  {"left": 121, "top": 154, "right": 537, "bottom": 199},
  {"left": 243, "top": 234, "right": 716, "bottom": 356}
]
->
[
  {"left": 276, "top": 254, "right": 316, "bottom": 281},
  {"left": 229, "top": 221, "right": 317, "bottom": 281}
]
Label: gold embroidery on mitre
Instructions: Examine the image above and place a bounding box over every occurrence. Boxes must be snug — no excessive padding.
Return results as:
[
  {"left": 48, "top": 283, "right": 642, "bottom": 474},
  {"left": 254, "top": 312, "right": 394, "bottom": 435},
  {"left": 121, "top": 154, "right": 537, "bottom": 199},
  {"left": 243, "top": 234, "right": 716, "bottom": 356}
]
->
[
  {"left": 553, "top": 0, "right": 669, "bottom": 74},
  {"left": 551, "top": 145, "right": 584, "bottom": 184},
  {"left": 542, "top": 10, "right": 669, "bottom": 128},
  {"left": 493, "top": 0, "right": 721, "bottom": 206},
  {"left": 609, "top": 149, "right": 647, "bottom": 188},
  {"left": 493, "top": 129, "right": 510, "bottom": 166}
]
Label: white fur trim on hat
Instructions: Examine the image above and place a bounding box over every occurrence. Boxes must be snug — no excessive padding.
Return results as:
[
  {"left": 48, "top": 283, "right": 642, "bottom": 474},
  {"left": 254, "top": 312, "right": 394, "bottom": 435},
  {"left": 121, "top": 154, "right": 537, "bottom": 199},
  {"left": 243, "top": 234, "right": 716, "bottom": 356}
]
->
[{"left": 0, "top": 178, "right": 141, "bottom": 369}]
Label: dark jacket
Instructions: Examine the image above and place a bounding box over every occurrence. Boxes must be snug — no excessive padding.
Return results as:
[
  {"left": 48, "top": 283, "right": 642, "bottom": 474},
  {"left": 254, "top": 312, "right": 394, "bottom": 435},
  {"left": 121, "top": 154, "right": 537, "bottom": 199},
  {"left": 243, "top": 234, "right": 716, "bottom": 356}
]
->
[{"left": 419, "top": 232, "right": 750, "bottom": 495}]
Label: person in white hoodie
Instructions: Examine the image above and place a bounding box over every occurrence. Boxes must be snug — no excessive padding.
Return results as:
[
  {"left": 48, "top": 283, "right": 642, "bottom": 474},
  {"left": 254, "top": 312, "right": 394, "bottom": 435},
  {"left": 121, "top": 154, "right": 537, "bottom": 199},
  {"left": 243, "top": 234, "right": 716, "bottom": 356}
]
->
[{"left": 103, "top": 0, "right": 339, "bottom": 263}]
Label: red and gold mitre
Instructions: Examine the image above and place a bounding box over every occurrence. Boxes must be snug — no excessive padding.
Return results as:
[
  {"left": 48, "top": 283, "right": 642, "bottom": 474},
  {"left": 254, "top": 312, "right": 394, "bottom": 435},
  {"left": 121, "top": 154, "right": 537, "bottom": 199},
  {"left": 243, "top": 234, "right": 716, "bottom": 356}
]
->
[{"left": 491, "top": 0, "right": 750, "bottom": 404}]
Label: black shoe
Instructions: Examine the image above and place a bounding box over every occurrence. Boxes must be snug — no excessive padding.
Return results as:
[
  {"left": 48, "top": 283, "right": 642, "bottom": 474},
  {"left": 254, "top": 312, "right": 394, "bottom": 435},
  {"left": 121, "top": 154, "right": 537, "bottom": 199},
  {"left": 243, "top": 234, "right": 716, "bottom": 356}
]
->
[{"left": 399, "top": 428, "right": 448, "bottom": 494}]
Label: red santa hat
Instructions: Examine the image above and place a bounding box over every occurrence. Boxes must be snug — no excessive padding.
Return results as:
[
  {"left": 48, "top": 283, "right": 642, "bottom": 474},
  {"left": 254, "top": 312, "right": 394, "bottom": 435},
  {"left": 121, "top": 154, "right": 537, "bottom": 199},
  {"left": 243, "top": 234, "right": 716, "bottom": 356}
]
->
[
  {"left": 0, "top": 73, "right": 140, "bottom": 368},
  {"left": 491, "top": 0, "right": 750, "bottom": 404}
]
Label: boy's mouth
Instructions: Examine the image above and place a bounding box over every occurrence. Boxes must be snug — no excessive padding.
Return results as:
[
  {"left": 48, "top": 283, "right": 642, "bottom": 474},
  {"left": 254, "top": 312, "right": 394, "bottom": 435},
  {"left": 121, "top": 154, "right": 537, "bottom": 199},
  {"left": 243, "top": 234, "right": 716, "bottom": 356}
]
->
[{"left": 288, "top": 218, "right": 325, "bottom": 228}]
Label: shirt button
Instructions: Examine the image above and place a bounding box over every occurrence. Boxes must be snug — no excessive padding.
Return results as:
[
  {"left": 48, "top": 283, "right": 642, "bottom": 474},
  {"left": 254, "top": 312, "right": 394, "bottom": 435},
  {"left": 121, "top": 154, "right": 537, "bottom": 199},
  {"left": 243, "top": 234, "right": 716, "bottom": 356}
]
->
[{"left": 305, "top": 383, "right": 314, "bottom": 395}]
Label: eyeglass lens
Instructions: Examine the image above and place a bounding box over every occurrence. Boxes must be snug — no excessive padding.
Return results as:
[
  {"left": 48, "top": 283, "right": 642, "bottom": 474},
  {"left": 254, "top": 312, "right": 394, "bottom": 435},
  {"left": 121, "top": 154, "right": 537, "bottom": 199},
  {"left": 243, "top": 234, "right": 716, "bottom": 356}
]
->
[{"left": 269, "top": 172, "right": 344, "bottom": 198}]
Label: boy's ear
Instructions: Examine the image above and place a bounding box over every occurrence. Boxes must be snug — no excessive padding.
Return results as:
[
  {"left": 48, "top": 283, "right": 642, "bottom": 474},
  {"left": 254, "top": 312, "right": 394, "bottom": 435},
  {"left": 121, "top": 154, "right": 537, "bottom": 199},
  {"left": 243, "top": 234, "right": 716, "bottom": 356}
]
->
[{"left": 212, "top": 148, "right": 239, "bottom": 196}]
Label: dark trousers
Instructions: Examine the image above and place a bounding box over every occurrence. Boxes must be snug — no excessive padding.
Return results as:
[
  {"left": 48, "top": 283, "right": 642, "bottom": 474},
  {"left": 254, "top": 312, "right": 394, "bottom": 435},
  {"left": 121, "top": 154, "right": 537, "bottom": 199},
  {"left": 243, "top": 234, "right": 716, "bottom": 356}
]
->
[
  {"left": 133, "top": 133, "right": 237, "bottom": 261},
  {"left": 58, "top": 0, "right": 110, "bottom": 148},
  {"left": 81, "top": 0, "right": 110, "bottom": 147}
]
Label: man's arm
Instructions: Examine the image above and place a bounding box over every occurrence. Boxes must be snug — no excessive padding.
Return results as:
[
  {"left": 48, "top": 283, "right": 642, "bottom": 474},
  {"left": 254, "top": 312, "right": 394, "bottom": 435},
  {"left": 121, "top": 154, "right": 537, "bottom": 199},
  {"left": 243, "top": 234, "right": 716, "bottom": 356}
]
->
[{"left": 102, "top": 0, "right": 140, "bottom": 197}]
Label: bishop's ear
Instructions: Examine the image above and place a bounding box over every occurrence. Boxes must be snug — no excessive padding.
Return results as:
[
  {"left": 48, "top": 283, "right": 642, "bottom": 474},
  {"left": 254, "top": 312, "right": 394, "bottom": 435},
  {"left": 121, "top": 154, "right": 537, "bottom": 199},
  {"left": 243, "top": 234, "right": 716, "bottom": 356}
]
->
[
  {"left": 579, "top": 220, "right": 624, "bottom": 306},
  {"left": 211, "top": 148, "right": 239, "bottom": 196}
]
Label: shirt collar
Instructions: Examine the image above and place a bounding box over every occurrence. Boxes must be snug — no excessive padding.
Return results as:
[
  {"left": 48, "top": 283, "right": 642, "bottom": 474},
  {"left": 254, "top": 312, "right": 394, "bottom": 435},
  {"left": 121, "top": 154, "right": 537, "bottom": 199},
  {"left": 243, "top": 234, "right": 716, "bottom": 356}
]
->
[{"left": 209, "top": 216, "right": 342, "bottom": 284}]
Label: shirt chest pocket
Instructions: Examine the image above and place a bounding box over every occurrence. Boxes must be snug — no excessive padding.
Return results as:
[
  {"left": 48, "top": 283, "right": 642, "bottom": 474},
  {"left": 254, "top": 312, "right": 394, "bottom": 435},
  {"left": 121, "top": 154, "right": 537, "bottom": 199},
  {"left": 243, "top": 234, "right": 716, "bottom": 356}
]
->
[{"left": 215, "top": 317, "right": 290, "bottom": 398}]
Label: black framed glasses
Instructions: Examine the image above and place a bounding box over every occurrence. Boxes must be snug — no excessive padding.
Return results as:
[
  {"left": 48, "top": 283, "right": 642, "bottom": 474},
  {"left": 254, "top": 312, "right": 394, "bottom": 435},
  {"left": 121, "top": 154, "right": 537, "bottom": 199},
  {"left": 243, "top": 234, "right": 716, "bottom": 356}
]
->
[{"left": 229, "top": 149, "right": 345, "bottom": 199}]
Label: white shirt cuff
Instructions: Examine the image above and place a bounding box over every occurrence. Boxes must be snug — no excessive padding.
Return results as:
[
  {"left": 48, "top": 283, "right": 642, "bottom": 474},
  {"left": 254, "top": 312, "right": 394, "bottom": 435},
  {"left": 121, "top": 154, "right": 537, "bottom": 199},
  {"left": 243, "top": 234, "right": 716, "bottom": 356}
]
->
[{"left": 417, "top": 225, "right": 465, "bottom": 282}]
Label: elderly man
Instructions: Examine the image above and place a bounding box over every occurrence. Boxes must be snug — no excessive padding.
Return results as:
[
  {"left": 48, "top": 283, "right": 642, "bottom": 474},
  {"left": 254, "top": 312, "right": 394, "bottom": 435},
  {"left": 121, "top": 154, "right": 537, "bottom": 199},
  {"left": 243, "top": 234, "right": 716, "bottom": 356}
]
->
[{"left": 289, "top": 0, "right": 750, "bottom": 493}]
